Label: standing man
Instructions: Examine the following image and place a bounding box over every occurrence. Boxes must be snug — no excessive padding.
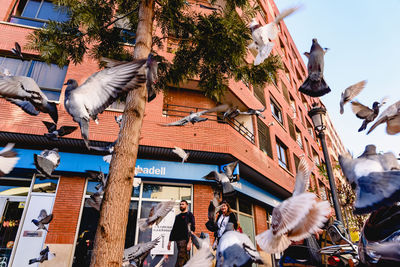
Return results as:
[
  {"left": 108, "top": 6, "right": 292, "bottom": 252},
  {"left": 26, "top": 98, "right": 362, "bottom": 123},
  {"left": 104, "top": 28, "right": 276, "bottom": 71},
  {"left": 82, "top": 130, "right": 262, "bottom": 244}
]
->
[{"left": 167, "top": 200, "right": 195, "bottom": 267}]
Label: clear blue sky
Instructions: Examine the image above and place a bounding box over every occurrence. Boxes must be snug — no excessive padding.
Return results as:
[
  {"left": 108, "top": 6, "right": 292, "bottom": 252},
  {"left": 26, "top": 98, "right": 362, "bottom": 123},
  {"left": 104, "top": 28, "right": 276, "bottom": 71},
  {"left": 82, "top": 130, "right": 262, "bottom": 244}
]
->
[{"left": 274, "top": 0, "right": 400, "bottom": 157}]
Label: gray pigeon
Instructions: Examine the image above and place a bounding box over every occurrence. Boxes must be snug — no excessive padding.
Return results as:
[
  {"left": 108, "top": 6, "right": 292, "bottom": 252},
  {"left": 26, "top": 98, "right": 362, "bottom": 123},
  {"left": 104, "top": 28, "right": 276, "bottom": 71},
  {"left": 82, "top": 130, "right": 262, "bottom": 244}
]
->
[
  {"left": 184, "top": 246, "right": 214, "bottom": 267},
  {"left": 42, "top": 121, "right": 77, "bottom": 141},
  {"left": 367, "top": 242, "right": 400, "bottom": 262},
  {"left": 172, "top": 146, "right": 189, "bottom": 163},
  {"left": 162, "top": 104, "right": 229, "bottom": 126},
  {"left": 217, "top": 225, "right": 264, "bottom": 267},
  {"left": 0, "top": 143, "right": 19, "bottom": 176},
  {"left": 28, "top": 246, "right": 55, "bottom": 265},
  {"left": 339, "top": 147, "right": 400, "bottom": 214},
  {"left": 64, "top": 58, "right": 148, "bottom": 148},
  {"left": 299, "top": 39, "right": 331, "bottom": 97},
  {"left": 223, "top": 106, "right": 240, "bottom": 120},
  {"left": 89, "top": 141, "right": 117, "bottom": 154},
  {"left": 85, "top": 170, "right": 108, "bottom": 191},
  {"left": 238, "top": 107, "right": 266, "bottom": 119},
  {"left": 358, "top": 144, "right": 400, "bottom": 171},
  {"left": 31, "top": 209, "right": 53, "bottom": 231},
  {"left": 367, "top": 100, "right": 400, "bottom": 135},
  {"left": 351, "top": 100, "right": 383, "bottom": 132},
  {"left": 34, "top": 148, "right": 60, "bottom": 177},
  {"left": 87, "top": 192, "right": 102, "bottom": 211},
  {"left": 256, "top": 157, "right": 330, "bottom": 254},
  {"left": 339, "top": 80, "right": 367, "bottom": 114},
  {"left": 0, "top": 75, "right": 58, "bottom": 123},
  {"left": 203, "top": 161, "right": 238, "bottom": 196},
  {"left": 122, "top": 237, "right": 160, "bottom": 267},
  {"left": 138, "top": 200, "right": 176, "bottom": 231},
  {"left": 11, "top": 42, "right": 23, "bottom": 60},
  {"left": 191, "top": 232, "right": 211, "bottom": 250},
  {"left": 115, "top": 114, "right": 123, "bottom": 127}
]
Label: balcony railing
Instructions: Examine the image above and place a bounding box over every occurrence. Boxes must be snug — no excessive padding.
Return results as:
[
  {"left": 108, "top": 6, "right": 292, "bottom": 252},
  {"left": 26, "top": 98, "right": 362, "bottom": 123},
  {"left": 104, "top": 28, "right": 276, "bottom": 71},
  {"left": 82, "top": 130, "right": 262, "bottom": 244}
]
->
[{"left": 162, "top": 103, "right": 255, "bottom": 144}]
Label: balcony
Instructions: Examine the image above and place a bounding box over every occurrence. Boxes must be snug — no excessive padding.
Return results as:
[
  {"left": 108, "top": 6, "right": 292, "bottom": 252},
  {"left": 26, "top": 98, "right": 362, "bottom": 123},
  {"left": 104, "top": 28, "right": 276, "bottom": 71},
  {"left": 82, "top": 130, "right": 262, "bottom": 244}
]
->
[{"left": 162, "top": 103, "right": 255, "bottom": 144}]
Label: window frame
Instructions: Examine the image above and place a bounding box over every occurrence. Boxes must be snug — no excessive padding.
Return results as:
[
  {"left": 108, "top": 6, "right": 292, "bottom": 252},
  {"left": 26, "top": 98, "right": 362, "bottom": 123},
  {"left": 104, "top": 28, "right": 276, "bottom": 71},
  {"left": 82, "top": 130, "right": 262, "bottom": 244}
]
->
[
  {"left": 276, "top": 138, "right": 290, "bottom": 171},
  {"left": 270, "top": 97, "right": 283, "bottom": 125},
  {"left": 257, "top": 118, "right": 273, "bottom": 158}
]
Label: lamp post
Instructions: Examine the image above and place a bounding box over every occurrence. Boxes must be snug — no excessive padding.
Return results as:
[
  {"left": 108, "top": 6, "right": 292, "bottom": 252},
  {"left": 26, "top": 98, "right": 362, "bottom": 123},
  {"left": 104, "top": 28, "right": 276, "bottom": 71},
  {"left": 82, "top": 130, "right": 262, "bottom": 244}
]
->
[{"left": 308, "top": 105, "right": 344, "bottom": 223}]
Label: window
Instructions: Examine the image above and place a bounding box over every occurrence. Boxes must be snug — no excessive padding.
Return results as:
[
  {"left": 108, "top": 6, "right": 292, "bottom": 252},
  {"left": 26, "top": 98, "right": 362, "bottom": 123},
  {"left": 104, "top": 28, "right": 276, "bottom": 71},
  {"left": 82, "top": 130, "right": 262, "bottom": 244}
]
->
[
  {"left": 307, "top": 120, "right": 315, "bottom": 140},
  {"left": 296, "top": 127, "right": 303, "bottom": 149},
  {"left": 276, "top": 138, "right": 289, "bottom": 170},
  {"left": 270, "top": 97, "right": 283, "bottom": 124},
  {"left": 253, "top": 85, "right": 266, "bottom": 106},
  {"left": 227, "top": 196, "right": 256, "bottom": 244},
  {"left": 304, "top": 138, "right": 310, "bottom": 158},
  {"left": 299, "top": 108, "right": 305, "bottom": 125},
  {"left": 287, "top": 114, "right": 296, "bottom": 141},
  {"left": 289, "top": 95, "right": 297, "bottom": 119},
  {"left": 257, "top": 118, "right": 273, "bottom": 158},
  {"left": 294, "top": 154, "right": 300, "bottom": 171},
  {"left": 73, "top": 182, "right": 192, "bottom": 267},
  {"left": 0, "top": 56, "right": 67, "bottom": 101},
  {"left": 9, "top": 0, "right": 69, "bottom": 27},
  {"left": 281, "top": 82, "right": 290, "bottom": 104},
  {"left": 312, "top": 148, "right": 320, "bottom": 165}
]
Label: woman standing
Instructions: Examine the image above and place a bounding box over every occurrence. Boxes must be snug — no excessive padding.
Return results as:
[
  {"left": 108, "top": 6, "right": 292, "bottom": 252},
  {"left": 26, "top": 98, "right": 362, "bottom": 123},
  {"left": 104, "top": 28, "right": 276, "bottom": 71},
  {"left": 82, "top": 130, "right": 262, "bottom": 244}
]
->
[{"left": 215, "top": 200, "right": 238, "bottom": 240}]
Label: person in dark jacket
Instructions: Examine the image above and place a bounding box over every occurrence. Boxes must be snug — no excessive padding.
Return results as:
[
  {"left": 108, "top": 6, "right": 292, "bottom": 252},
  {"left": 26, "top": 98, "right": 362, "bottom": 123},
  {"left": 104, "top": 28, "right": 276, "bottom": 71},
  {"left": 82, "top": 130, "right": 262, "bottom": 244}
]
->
[
  {"left": 215, "top": 200, "right": 238, "bottom": 240},
  {"left": 167, "top": 200, "right": 195, "bottom": 267}
]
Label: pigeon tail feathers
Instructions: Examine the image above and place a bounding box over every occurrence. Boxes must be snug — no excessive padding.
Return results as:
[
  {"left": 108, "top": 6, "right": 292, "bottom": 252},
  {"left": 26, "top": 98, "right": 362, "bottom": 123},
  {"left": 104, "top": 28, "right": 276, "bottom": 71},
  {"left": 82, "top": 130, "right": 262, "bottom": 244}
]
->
[
  {"left": 274, "top": 6, "right": 300, "bottom": 24},
  {"left": 78, "top": 119, "right": 90, "bottom": 149},
  {"left": 256, "top": 229, "right": 291, "bottom": 254},
  {"left": 299, "top": 75, "right": 331, "bottom": 98}
]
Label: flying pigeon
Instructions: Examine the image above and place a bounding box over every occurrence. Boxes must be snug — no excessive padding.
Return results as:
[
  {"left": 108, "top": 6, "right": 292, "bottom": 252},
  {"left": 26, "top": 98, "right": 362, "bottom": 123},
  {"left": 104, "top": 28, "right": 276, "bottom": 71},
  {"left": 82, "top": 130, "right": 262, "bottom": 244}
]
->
[
  {"left": 256, "top": 157, "right": 330, "bottom": 254},
  {"left": 367, "top": 242, "right": 400, "bottom": 262},
  {"left": 0, "top": 75, "right": 58, "bottom": 123},
  {"left": 222, "top": 106, "right": 240, "bottom": 120},
  {"left": 162, "top": 104, "right": 229, "bottom": 126},
  {"left": 367, "top": 100, "right": 400, "bottom": 135},
  {"left": 339, "top": 147, "right": 400, "bottom": 214},
  {"left": 138, "top": 200, "right": 176, "bottom": 231},
  {"left": 42, "top": 121, "right": 77, "bottom": 141},
  {"left": 34, "top": 148, "right": 60, "bottom": 177},
  {"left": 339, "top": 80, "right": 367, "bottom": 114},
  {"left": 191, "top": 232, "right": 211, "bottom": 250},
  {"left": 203, "top": 161, "right": 238, "bottom": 196},
  {"left": 122, "top": 237, "right": 161, "bottom": 267},
  {"left": 64, "top": 58, "right": 148, "bottom": 149},
  {"left": 11, "top": 42, "right": 24, "bottom": 60},
  {"left": 357, "top": 144, "right": 400, "bottom": 171},
  {"left": 239, "top": 107, "right": 266, "bottom": 119},
  {"left": 172, "top": 146, "right": 189, "bottom": 163},
  {"left": 101, "top": 54, "right": 159, "bottom": 102},
  {"left": 115, "top": 114, "right": 123, "bottom": 127},
  {"left": 86, "top": 170, "right": 108, "bottom": 191},
  {"left": 351, "top": 98, "right": 387, "bottom": 132},
  {"left": 31, "top": 209, "right": 53, "bottom": 231},
  {"left": 0, "top": 143, "right": 19, "bottom": 176},
  {"left": 87, "top": 192, "right": 102, "bottom": 211},
  {"left": 89, "top": 140, "right": 117, "bottom": 154},
  {"left": 249, "top": 7, "right": 299, "bottom": 66},
  {"left": 217, "top": 224, "right": 264, "bottom": 267},
  {"left": 184, "top": 246, "right": 214, "bottom": 267},
  {"left": 28, "top": 246, "right": 55, "bottom": 265},
  {"left": 205, "top": 196, "right": 220, "bottom": 232},
  {"left": 299, "top": 39, "right": 331, "bottom": 97}
]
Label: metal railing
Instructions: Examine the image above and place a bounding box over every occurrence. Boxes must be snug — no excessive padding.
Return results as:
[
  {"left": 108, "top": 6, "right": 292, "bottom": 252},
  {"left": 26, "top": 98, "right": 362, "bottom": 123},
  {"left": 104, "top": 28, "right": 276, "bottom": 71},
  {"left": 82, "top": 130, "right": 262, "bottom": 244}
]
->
[{"left": 162, "top": 103, "right": 255, "bottom": 144}]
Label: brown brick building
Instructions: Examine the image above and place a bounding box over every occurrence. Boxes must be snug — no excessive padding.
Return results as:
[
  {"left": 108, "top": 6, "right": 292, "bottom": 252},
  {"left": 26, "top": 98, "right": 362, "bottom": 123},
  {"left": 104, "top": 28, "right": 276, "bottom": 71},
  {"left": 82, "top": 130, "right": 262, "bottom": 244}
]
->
[{"left": 0, "top": 0, "right": 340, "bottom": 266}]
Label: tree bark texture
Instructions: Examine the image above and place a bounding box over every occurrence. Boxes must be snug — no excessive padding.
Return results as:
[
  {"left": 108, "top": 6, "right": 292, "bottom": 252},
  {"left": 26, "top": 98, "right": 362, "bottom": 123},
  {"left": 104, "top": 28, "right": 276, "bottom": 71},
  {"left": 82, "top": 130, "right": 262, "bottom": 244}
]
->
[{"left": 90, "top": 0, "right": 154, "bottom": 266}]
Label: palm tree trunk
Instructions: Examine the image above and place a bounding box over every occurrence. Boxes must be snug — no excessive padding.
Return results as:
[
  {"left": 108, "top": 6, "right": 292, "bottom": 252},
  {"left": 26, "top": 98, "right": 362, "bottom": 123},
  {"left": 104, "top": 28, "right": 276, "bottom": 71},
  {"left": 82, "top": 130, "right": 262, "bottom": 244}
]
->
[{"left": 90, "top": 0, "right": 154, "bottom": 265}]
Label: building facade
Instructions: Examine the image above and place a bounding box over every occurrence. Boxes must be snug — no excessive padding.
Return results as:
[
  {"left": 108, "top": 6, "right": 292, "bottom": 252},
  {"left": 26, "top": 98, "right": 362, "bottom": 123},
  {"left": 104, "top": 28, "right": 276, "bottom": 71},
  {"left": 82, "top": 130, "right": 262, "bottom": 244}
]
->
[{"left": 0, "top": 0, "right": 344, "bottom": 266}]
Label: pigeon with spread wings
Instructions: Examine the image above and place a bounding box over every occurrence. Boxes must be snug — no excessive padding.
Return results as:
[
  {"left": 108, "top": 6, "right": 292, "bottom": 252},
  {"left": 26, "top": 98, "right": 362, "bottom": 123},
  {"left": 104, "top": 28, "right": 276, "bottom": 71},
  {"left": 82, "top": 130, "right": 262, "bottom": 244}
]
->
[
  {"left": 42, "top": 121, "right": 77, "bottom": 141},
  {"left": 0, "top": 75, "right": 58, "bottom": 123},
  {"left": 122, "top": 237, "right": 161, "bottom": 267},
  {"left": 203, "top": 161, "right": 238, "bottom": 196},
  {"left": 34, "top": 148, "right": 60, "bottom": 178},
  {"left": 351, "top": 97, "right": 387, "bottom": 132},
  {"left": 367, "top": 100, "right": 400, "bottom": 135},
  {"left": 28, "top": 246, "right": 55, "bottom": 265},
  {"left": 184, "top": 245, "right": 214, "bottom": 267},
  {"left": 339, "top": 146, "right": 400, "bottom": 214},
  {"left": 138, "top": 200, "right": 176, "bottom": 231},
  {"left": 249, "top": 7, "right": 299, "bottom": 66},
  {"left": 238, "top": 107, "right": 266, "bottom": 119},
  {"left": 256, "top": 157, "right": 330, "bottom": 254},
  {"left": 339, "top": 80, "right": 367, "bottom": 114},
  {"left": 172, "top": 146, "right": 189, "bottom": 163},
  {"left": 11, "top": 42, "right": 23, "bottom": 60},
  {"left": 162, "top": 104, "right": 229, "bottom": 126},
  {"left": 64, "top": 57, "right": 148, "bottom": 149},
  {"left": 0, "top": 143, "right": 19, "bottom": 177},
  {"left": 32, "top": 209, "right": 53, "bottom": 231}
]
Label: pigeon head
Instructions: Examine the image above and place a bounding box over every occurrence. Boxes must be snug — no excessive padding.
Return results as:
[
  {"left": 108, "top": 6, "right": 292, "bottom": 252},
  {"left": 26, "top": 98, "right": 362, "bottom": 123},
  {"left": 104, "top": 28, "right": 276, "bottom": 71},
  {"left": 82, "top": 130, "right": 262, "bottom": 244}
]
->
[
  {"left": 312, "top": 38, "right": 318, "bottom": 43},
  {"left": 359, "top": 145, "right": 377, "bottom": 158},
  {"left": 372, "top": 101, "right": 380, "bottom": 109}
]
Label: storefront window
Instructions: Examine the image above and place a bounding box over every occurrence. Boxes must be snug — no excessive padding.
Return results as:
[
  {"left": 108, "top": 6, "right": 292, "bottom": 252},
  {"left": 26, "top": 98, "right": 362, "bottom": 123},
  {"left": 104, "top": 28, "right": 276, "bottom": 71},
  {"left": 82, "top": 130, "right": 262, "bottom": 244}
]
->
[
  {"left": 73, "top": 182, "right": 192, "bottom": 267},
  {"left": 32, "top": 176, "right": 59, "bottom": 193}
]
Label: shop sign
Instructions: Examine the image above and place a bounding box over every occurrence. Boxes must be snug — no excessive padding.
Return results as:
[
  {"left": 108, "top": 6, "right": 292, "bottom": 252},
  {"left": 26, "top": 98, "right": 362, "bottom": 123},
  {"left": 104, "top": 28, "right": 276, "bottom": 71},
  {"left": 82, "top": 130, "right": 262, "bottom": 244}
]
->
[{"left": 150, "top": 209, "right": 175, "bottom": 255}]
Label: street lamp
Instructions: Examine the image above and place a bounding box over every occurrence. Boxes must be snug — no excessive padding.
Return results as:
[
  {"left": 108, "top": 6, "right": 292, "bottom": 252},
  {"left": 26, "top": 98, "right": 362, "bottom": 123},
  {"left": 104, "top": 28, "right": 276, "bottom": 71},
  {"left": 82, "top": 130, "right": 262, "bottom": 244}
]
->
[{"left": 308, "top": 104, "right": 344, "bottom": 223}]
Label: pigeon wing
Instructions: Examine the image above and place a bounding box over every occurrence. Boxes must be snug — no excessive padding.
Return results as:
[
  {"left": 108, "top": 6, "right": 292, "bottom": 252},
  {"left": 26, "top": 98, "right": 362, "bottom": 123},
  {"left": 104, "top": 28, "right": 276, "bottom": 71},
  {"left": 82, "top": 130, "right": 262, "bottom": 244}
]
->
[
  {"left": 224, "top": 161, "right": 238, "bottom": 179},
  {"left": 172, "top": 146, "right": 187, "bottom": 160},
  {"left": 7, "top": 98, "right": 39, "bottom": 115},
  {"left": 338, "top": 154, "right": 357, "bottom": 185},
  {"left": 34, "top": 154, "right": 55, "bottom": 177},
  {"left": 124, "top": 237, "right": 160, "bottom": 261},
  {"left": 207, "top": 200, "right": 216, "bottom": 221},
  {"left": 42, "top": 121, "right": 56, "bottom": 132},
  {"left": 0, "top": 76, "right": 32, "bottom": 98},
  {"left": 0, "top": 143, "right": 19, "bottom": 176},
  {"left": 149, "top": 200, "right": 175, "bottom": 223},
  {"left": 340, "top": 80, "right": 367, "bottom": 114},
  {"left": 203, "top": 171, "right": 220, "bottom": 182},
  {"left": 293, "top": 157, "right": 310, "bottom": 196},
  {"left": 354, "top": 170, "right": 400, "bottom": 214},
  {"left": 69, "top": 59, "right": 147, "bottom": 117},
  {"left": 191, "top": 233, "right": 201, "bottom": 249},
  {"left": 367, "top": 101, "right": 400, "bottom": 134},
  {"left": 40, "top": 214, "right": 53, "bottom": 224},
  {"left": 37, "top": 209, "right": 48, "bottom": 220},
  {"left": 367, "top": 242, "right": 400, "bottom": 262},
  {"left": 183, "top": 247, "right": 213, "bottom": 267},
  {"left": 58, "top": 126, "right": 78, "bottom": 136},
  {"left": 197, "top": 104, "right": 230, "bottom": 116},
  {"left": 271, "top": 192, "right": 316, "bottom": 236},
  {"left": 351, "top": 101, "right": 373, "bottom": 119},
  {"left": 164, "top": 117, "right": 190, "bottom": 126}
]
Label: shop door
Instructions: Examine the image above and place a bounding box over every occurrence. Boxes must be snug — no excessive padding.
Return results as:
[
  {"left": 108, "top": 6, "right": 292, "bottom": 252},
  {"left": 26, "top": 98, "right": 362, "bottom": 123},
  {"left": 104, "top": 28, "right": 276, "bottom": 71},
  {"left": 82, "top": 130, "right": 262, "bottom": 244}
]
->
[{"left": 0, "top": 197, "right": 26, "bottom": 267}]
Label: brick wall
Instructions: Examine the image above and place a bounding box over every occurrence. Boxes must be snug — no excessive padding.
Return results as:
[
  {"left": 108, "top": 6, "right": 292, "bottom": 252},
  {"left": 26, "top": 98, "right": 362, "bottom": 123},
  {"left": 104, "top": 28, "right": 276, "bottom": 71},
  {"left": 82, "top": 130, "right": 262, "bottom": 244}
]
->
[
  {"left": 193, "top": 184, "right": 215, "bottom": 243},
  {"left": 46, "top": 176, "right": 86, "bottom": 244}
]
